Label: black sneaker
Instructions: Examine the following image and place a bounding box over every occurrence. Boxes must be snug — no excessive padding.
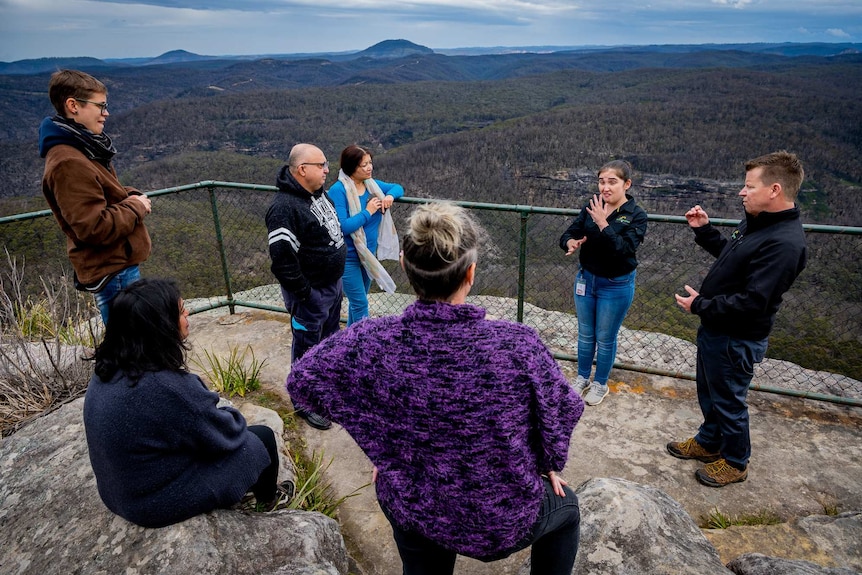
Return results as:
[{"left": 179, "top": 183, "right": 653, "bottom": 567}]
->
[{"left": 296, "top": 409, "right": 332, "bottom": 430}]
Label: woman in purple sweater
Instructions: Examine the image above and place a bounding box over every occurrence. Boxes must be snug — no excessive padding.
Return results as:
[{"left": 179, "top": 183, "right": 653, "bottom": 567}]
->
[{"left": 287, "top": 202, "right": 584, "bottom": 575}]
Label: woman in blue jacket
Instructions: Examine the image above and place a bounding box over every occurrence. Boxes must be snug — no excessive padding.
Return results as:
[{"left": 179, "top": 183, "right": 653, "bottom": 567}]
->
[
  {"left": 559, "top": 160, "right": 648, "bottom": 406},
  {"left": 328, "top": 145, "right": 404, "bottom": 325}
]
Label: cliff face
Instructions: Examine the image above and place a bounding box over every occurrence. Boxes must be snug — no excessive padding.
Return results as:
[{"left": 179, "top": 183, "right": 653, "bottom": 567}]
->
[{"left": 518, "top": 168, "right": 746, "bottom": 218}]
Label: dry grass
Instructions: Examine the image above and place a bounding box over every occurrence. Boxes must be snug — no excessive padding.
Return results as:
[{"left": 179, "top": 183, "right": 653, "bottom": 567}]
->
[{"left": 0, "top": 251, "right": 97, "bottom": 437}]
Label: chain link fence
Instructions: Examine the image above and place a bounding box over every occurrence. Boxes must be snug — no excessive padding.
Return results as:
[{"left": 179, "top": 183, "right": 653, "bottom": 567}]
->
[{"left": 2, "top": 182, "right": 860, "bottom": 405}]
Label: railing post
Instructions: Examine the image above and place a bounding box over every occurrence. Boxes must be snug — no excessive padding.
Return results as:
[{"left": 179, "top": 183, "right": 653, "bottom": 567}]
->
[
  {"left": 207, "top": 184, "right": 235, "bottom": 315},
  {"left": 517, "top": 210, "right": 529, "bottom": 323}
]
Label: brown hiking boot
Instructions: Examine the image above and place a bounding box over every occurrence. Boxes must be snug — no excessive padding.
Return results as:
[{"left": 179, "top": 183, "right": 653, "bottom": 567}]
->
[
  {"left": 695, "top": 458, "right": 748, "bottom": 488},
  {"left": 666, "top": 437, "right": 720, "bottom": 463}
]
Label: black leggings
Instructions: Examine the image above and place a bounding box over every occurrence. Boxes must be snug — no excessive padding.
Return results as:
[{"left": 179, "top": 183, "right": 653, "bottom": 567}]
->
[{"left": 247, "top": 425, "right": 279, "bottom": 503}]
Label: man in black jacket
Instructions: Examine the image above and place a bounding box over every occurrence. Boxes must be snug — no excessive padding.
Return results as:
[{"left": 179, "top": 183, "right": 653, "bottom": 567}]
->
[
  {"left": 266, "top": 143, "right": 346, "bottom": 430},
  {"left": 668, "top": 151, "right": 807, "bottom": 487}
]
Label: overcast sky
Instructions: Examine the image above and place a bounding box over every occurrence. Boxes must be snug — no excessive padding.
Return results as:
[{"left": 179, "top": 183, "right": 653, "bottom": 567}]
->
[{"left": 2, "top": 0, "right": 860, "bottom": 62}]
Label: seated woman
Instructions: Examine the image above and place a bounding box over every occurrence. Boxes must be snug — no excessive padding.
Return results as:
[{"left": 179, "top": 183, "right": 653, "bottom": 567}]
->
[
  {"left": 83, "top": 278, "right": 281, "bottom": 528},
  {"left": 287, "top": 202, "right": 585, "bottom": 575},
  {"left": 328, "top": 144, "right": 404, "bottom": 325}
]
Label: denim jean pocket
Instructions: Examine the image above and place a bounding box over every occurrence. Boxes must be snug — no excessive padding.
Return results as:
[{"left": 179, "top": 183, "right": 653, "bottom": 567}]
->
[{"left": 606, "top": 270, "right": 635, "bottom": 285}]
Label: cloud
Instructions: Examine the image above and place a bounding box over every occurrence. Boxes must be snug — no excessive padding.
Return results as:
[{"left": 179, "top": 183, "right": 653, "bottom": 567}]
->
[
  {"left": 710, "top": 0, "right": 753, "bottom": 8},
  {"left": 826, "top": 28, "right": 850, "bottom": 38}
]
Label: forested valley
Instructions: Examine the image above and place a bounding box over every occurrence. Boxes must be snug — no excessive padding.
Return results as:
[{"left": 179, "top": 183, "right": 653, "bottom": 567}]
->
[
  {"left": 2, "top": 45, "right": 861, "bottom": 380},
  {"left": 1, "top": 45, "right": 861, "bottom": 224}
]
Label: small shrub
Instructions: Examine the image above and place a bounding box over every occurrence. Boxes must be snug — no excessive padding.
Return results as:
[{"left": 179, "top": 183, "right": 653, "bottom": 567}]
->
[
  {"left": 733, "top": 509, "right": 782, "bottom": 527},
  {"left": 14, "top": 297, "right": 96, "bottom": 346},
  {"left": 286, "top": 449, "right": 367, "bottom": 517},
  {"left": 193, "top": 344, "right": 265, "bottom": 398},
  {"left": 703, "top": 507, "right": 732, "bottom": 529},
  {"left": 0, "top": 251, "right": 95, "bottom": 437},
  {"left": 701, "top": 507, "right": 783, "bottom": 529}
]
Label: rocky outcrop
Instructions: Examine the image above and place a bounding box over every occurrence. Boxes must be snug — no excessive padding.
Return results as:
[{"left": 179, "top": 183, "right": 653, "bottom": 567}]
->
[
  {"left": 566, "top": 477, "right": 732, "bottom": 574},
  {"left": 0, "top": 398, "right": 349, "bottom": 575},
  {"left": 2, "top": 395, "right": 859, "bottom": 575},
  {"left": 728, "top": 553, "right": 861, "bottom": 575}
]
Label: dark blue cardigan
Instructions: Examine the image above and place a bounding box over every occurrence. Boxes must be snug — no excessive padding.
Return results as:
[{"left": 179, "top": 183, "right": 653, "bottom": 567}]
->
[{"left": 83, "top": 370, "right": 270, "bottom": 527}]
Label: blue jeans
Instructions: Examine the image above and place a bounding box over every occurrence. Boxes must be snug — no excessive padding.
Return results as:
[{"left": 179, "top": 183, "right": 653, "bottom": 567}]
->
[
  {"left": 381, "top": 477, "right": 580, "bottom": 575},
  {"left": 92, "top": 265, "right": 141, "bottom": 325},
  {"left": 693, "top": 326, "right": 768, "bottom": 470},
  {"left": 281, "top": 280, "right": 343, "bottom": 363},
  {"left": 574, "top": 268, "right": 636, "bottom": 385},
  {"left": 342, "top": 257, "right": 372, "bottom": 326}
]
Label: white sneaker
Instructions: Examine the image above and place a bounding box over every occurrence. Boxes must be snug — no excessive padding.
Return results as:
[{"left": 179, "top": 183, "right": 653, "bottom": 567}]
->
[
  {"left": 574, "top": 375, "right": 590, "bottom": 395},
  {"left": 584, "top": 384, "right": 609, "bottom": 406}
]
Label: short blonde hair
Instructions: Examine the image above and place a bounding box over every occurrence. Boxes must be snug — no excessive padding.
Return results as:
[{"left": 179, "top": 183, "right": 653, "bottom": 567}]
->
[{"left": 401, "top": 202, "right": 484, "bottom": 300}]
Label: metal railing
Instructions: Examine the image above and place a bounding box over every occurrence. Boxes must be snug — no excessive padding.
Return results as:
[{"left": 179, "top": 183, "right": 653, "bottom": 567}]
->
[{"left": 2, "top": 181, "right": 860, "bottom": 406}]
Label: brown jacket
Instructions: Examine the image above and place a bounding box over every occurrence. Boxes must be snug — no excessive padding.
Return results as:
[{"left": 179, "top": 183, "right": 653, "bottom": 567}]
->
[{"left": 42, "top": 144, "right": 151, "bottom": 285}]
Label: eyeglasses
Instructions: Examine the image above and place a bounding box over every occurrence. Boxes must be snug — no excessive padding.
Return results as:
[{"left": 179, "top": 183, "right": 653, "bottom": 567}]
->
[
  {"left": 299, "top": 161, "right": 329, "bottom": 170},
  {"left": 75, "top": 99, "right": 108, "bottom": 114}
]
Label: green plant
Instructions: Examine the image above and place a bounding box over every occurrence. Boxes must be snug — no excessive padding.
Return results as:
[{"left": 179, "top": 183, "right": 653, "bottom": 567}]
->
[
  {"left": 286, "top": 449, "right": 368, "bottom": 517},
  {"left": 193, "top": 344, "right": 265, "bottom": 398},
  {"left": 14, "top": 297, "right": 95, "bottom": 346},
  {"left": 732, "top": 509, "right": 782, "bottom": 527},
  {"left": 703, "top": 507, "right": 732, "bottom": 529},
  {"left": 701, "top": 507, "right": 783, "bottom": 529}
]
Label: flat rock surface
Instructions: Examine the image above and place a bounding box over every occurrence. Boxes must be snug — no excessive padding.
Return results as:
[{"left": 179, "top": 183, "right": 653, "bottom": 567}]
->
[{"left": 186, "top": 308, "right": 862, "bottom": 575}]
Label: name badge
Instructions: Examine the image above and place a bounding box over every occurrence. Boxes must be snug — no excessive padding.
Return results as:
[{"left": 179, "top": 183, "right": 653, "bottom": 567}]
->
[{"left": 576, "top": 279, "right": 586, "bottom": 296}]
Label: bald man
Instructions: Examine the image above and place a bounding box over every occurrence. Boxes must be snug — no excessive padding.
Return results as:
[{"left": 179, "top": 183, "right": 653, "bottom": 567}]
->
[{"left": 266, "top": 144, "right": 346, "bottom": 430}]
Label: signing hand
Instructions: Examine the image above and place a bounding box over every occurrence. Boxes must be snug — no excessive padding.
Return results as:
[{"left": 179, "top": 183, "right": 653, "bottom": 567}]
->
[
  {"left": 684, "top": 205, "right": 709, "bottom": 228},
  {"left": 585, "top": 194, "right": 612, "bottom": 230},
  {"left": 674, "top": 284, "right": 699, "bottom": 313},
  {"left": 565, "top": 238, "right": 587, "bottom": 255}
]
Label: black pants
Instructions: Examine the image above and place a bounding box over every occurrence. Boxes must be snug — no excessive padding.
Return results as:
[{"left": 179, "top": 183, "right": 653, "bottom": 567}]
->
[
  {"left": 247, "top": 425, "right": 279, "bottom": 503},
  {"left": 382, "top": 477, "right": 580, "bottom": 575}
]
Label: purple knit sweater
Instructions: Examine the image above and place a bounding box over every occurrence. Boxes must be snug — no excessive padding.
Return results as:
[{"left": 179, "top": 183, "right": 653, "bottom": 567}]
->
[{"left": 286, "top": 300, "right": 583, "bottom": 557}]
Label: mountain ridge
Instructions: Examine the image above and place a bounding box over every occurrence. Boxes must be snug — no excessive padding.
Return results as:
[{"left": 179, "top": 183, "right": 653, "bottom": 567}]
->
[{"left": 2, "top": 40, "right": 859, "bottom": 75}]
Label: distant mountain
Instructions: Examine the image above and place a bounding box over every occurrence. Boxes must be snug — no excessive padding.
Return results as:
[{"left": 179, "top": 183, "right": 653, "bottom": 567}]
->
[
  {"left": 0, "top": 56, "right": 114, "bottom": 75},
  {"left": 351, "top": 39, "right": 434, "bottom": 59},
  {"left": 144, "top": 49, "right": 220, "bottom": 65},
  {"left": 3, "top": 41, "right": 860, "bottom": 75}
]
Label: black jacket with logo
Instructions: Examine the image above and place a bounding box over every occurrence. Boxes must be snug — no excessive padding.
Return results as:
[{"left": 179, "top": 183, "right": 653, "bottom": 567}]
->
[
  {"left": 559, "top": 194, "right": 648, "bottom": 278},
  {"left": 266, "top": 167, "right": 346, "bottom": 300}
]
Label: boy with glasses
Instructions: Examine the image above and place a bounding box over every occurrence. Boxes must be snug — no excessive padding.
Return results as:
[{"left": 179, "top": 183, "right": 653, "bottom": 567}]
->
[{"left": 39, "top": 69, "right": 151, "bottom": 325}]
